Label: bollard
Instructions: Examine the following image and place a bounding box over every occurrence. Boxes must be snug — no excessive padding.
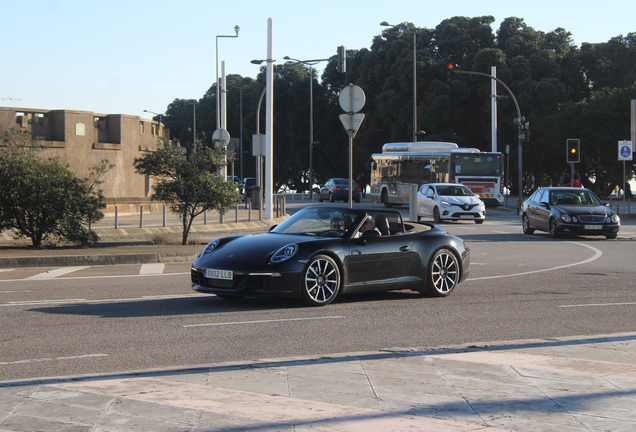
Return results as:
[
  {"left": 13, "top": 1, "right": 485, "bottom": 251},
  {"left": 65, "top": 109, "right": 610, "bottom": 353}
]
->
[
  {"left": 140, "top": 205, "right": 144, "bottom": 228},
  {"left": 220, "top": 212, "right": 223, "bottom": 224},
  {"left": 235, "top": 204, "right": 239, "bottom": 223},
  {"left": 163, "top": 205, "right": 166, "bottom": 227},
  {"left": 204, "top": 210, "right": 207, "bottom": 225},
  {"left": 115, "top": 205, "right": 118, "bottom": 229},
  {"left": 617, "top": 204, "right": 620, "bottom": 215},
  {"left": 516, "top": 200, "right": 520, "bottom": 215},
  {"left": 248, "top": 204, "right": 252, "bottom": 222}
]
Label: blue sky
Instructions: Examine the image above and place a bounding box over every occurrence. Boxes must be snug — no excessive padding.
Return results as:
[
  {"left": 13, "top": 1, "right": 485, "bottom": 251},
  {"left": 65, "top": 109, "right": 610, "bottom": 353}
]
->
[{"left": 2, "top": 0, "right": 634, "bottom": 120}]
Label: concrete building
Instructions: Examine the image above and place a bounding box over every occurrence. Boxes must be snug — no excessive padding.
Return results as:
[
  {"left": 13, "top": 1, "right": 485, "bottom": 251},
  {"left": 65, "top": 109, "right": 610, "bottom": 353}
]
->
[{"left": 0, "top": 106, "right": 167, "bottom": 212}]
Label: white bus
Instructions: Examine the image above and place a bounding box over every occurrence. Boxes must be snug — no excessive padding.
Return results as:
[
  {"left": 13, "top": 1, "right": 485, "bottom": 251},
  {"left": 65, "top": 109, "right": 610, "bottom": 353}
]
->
[{"left": 368, "top": 142, "right": 505, "bottom": 207}]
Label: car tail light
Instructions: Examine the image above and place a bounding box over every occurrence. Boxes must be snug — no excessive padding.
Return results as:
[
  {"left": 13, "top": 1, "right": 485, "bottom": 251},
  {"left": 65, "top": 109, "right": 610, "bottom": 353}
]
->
[{"left": 334, "top": 186, "right": 341, "bottom": 191}]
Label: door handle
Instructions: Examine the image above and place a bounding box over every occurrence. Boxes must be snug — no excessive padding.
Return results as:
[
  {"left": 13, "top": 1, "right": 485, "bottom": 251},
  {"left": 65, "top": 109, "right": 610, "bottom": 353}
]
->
[{"left": 399, "top": 245, "right": 410, "bottom": 252}]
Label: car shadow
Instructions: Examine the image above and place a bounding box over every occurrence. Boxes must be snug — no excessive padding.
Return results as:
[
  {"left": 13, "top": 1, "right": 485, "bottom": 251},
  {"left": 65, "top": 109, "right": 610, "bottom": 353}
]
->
[{"left": 29, "top": 290, "right": 437, "bottom": 318}]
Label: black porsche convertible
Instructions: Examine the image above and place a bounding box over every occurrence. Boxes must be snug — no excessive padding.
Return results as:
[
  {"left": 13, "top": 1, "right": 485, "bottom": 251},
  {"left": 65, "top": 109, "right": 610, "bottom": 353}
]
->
[{"left": 191, "top": 207, "right": 470, "bottom": 306}]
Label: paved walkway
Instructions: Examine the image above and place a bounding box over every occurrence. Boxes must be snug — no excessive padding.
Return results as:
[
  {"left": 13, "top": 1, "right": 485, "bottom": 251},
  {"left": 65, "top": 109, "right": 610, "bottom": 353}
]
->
[{"left": 1, "top": 333, "right": 635, "bottom": 431}]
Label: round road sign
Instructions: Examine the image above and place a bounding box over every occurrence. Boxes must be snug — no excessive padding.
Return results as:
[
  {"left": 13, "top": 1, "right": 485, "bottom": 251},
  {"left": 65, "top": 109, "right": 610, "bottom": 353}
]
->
[{"left": 338, "top": 85, "right": 365, "bottom": 113}]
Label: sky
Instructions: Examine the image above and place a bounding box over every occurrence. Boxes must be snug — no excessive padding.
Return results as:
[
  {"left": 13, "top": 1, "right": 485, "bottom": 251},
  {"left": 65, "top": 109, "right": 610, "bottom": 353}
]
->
[{"left": 2, "top": 0, "right": 635, "bottom": 121}]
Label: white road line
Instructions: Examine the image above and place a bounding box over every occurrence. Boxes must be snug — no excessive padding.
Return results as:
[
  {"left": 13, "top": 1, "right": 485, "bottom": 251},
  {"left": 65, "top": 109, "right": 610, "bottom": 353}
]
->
[
  {"left": 0, "top": 269, "right": 15, "bottom": 273},
  {"left": 0, "top": 272, "right": 189, "bottom": 283},
  {"left": 183, "top": 316, "right": 346, "bottom": 328},
  {"left": 468, "top": 242, "right": 603, "bottom": 281},
  {"left": 26, "top": 266, "right": 88, "bottom": 280},
  {"left": 559, "top": 302, "right": 636, "bottom": 308},
  {"left": 139, "top": 263, "right": 165, "bottom": 275},
  {"left": 0, "top": 353, "right": 108, "bottom": 366},
  {"left": 0, "top": 293, "right": 201, "bottom": 307}
]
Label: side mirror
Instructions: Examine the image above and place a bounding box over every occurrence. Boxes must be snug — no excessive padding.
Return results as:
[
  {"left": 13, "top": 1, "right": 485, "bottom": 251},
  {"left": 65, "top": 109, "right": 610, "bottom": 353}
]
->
[
  {"left": 268, "top": 225, "right": 278, "bottom": 232},
  {"left": 604, "top": 203, "right": 610, "bottom": 208},
  {"left": 540, "top": 202, "right": 550, "bottom": 209}
]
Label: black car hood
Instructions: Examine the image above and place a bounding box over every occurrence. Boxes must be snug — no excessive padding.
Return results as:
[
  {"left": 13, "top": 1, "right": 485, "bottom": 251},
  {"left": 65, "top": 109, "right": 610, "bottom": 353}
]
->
[
  {"left": 194, "top": 233, "right": 326, "bottom": 268},
  {"left": 554, "top": 205, "right": 611, "bottom": 216}
]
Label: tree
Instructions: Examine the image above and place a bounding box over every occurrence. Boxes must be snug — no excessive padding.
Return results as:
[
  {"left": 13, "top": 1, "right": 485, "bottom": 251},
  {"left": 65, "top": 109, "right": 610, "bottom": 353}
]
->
[
  {"left": 0, "top": 128, "right": 109, "bottom": 247},
  {"left": 133, "top": 140, "right": 242, "bottom": 245}
]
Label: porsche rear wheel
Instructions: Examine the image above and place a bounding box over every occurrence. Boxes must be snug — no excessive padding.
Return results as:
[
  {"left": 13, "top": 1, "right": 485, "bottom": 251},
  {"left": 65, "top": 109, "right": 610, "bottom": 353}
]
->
[
  {"left": 302, "top": 255, "right": 341, "bottom": 306},
  {"left": 424, "top": 249, "right": 459, "bottom": 297}
]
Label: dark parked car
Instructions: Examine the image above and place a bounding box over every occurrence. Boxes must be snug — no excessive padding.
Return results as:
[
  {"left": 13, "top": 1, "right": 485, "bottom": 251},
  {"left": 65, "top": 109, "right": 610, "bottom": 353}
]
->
[
  {"left": 318, "top": 178, "right": 361, "bottom": 203},
  {"left": 192, "top": 207, "right": 470, "bottom": 306},
  {"left": 239, "top": 177, "right": 256, "bottom": 198},
  {"left": 520, "top": 187, "right": 620, "bottom": 239}
]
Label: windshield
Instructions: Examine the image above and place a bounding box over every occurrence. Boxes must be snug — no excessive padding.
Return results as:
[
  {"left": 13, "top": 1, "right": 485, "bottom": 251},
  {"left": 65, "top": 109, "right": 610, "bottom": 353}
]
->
[
  {"left": 436, "top": 185, "right": 474, "bottom": 197},
  {"left": 271, "top": 207, "right": 363, "bottom": 237},
  {"left": 549, "top": 190, "right": 603, "bottom": 206}
]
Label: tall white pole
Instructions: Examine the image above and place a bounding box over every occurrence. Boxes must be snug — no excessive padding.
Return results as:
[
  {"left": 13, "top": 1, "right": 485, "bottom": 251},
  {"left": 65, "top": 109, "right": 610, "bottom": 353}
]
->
[
  {"left": 265, "top": 18, "right": 274, "bottom": 219},
  {"left": 221, "top": 61, "right": 227, "bottom": 181},
  {"left": 491, "top": 66, "right": 497, "bottom": 153}
]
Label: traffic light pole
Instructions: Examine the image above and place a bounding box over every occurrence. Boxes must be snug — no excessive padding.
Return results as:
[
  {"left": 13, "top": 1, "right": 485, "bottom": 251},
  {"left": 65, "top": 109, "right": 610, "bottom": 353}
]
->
[{"left": 452, "top": 69, "right": 524, "bottom": 208}]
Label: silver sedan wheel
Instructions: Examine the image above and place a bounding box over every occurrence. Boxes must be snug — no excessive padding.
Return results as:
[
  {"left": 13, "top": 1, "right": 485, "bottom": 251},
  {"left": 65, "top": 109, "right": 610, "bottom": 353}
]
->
[
  {"left": 427, "top": 249, "right": 459, "bottom": 296},
  {"left": 302, "top": 255, "right": 340, "bottom": 306}
]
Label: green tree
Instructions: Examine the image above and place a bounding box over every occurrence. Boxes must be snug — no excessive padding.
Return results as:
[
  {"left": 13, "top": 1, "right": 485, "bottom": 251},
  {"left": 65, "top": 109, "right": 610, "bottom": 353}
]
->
[
  {"left": 0, "top": 128, "right": 109, "bottom": 247},
  {"left": 133, "top": 140, "right": 242, "bottom": 245}
]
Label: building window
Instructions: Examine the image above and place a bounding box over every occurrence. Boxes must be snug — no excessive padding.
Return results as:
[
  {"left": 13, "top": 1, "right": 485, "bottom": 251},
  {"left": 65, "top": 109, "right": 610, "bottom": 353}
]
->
[{"left": 140, "top": 122, "right": 145, "bottom": 135}]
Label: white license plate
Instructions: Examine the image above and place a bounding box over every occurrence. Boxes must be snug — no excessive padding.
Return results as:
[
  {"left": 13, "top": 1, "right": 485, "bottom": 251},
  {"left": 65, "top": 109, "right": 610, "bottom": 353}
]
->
[
  {"left": 584, "top": 225, "right": 602, "bottom": 230},
  {"left": 205, "top": 269, "right": 233, "bottom": 280},
  {"left": 460, "top": 215, "right": 474, "bottom": 219}
]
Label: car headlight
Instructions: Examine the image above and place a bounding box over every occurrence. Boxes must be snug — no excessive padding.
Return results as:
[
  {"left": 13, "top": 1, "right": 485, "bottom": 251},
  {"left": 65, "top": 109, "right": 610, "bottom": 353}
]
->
[
  {"left": 440, "top": 201, "right": 451, "bottom": 208},
  {"left": 202, "top": 239, "right": 220, "bottom": 255},
  {"left": 611, "top": 214, "right": 620, "bottom": 223},
  {"left": 270, "top": 244, "right": 298, "bottom": 263},
  {"left": 561, "top": 213, "right": 571, "bottom": 223}
]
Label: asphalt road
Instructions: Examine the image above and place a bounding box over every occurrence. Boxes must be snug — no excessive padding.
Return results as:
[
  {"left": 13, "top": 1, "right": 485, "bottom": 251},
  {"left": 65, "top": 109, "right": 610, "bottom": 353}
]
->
[{"left": 1, "top": 207, "right": 635, "bottom": 382}]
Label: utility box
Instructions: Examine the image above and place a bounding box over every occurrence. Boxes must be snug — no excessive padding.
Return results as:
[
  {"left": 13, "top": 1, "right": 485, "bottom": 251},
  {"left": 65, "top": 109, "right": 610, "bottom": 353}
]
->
[{"left": 251, "top": 186, "right": 262, "bottom": 210}]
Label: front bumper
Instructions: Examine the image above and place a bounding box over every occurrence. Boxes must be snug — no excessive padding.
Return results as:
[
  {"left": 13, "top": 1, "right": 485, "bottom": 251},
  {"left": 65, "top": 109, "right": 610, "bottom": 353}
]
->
[
  {"left": 555, "top": 222, "right": 620, "bottom": 236},
  {"left": 191, "top": 266, "right": 299, "bottom": 298}
]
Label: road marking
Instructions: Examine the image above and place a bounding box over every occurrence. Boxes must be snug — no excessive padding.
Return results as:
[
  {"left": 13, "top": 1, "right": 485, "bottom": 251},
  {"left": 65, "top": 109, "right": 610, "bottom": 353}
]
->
[
  {"left": 26, "top": 266, "right": 88, "bottom": 280},
  {"left": 0, "top": 272, "right": 189, "bottom": 283},
  {"left": 0, "top": 269, "right": 15, "bottom": 273},
  {"left": 183, "top": 316, "right": 346, "bottom": 328},
  {"left": 559, "top": 302, "right": 636, "bottom": 308},
  {"left": 468, "top": 242, "right": 603, "bottom": 281},
  {"left": 139, "top": 263, "right": 165, "bottom": 275},
  {"left": 493, "top": 230, "right": 513, "bottom": 234},
  {"left": 0, "top": 293, "right": 201, "bottom": 307},
  {"left": 0, "top": 353, "right": 108, "bottom": 366}
]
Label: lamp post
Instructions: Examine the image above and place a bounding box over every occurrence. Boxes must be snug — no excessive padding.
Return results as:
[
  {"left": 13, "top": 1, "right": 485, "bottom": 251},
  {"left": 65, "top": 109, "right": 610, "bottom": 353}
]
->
[
  {"left": 143, "top": 110, "right": 164, "bottom": 139},
  {"left": 227, "top": 84, "right": 247, "bottom": 180},
  {"left": 380, "top": 21, "right": 419, "bottom": 142},
  {"left": 281, "top": 56, "right": 336, "bottom": 198},
  {"left": 184, "top": 101, "right": 197, "bottom": 152},
  {"left": 216, "top": 26, "right": 240, "bottom": 130},
  {"left": 310, "top": 141, "right": 319, "bottom": 199}
]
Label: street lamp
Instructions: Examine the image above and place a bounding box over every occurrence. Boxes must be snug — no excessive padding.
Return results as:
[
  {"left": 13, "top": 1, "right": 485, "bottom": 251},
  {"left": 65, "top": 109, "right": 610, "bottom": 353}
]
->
[
  {"left": 184, "top": 101, "right": 197, "bottom": 152},
  {"left": 310, "top": 141, "right": 319, "bottom": 199},
  {"left": 143, "top": 110, "right": 164, "bottom": 139},
  {"left": 228, "top": 84, "right": 248, "bottom": 180},
  {"left": 380, "top": 21, "right": 418, "bottom": 142},
  {"left": 216, "top": 26, "right": 240, "bottom": 130}
]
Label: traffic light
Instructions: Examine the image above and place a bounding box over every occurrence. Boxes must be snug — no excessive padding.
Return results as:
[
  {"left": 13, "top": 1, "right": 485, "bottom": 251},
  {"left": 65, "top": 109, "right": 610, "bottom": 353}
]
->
[
  {"left": 336, "top": 46, "right": 346, "bottom": 73},
  {"left": 446, "top": 55, "right": 456, "bottom": 81},
  {"left": 566, "top": 139, "right": 580, "bottom": 163},
  {"left": 519, "top": 121, "right": 530, "bottom": 143}
]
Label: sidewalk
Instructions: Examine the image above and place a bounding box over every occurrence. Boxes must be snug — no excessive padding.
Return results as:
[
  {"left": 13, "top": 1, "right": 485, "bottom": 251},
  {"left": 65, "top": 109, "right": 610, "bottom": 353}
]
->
[{"left": 1, "top": 333, "right": 635, "bottom": 431}]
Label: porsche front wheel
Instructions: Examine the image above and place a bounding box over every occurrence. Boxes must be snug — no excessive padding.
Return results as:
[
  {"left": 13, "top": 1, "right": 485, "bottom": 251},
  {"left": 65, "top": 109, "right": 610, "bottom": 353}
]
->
[{"left": 302, "top": 255, "right": 341, "bottom": 306}]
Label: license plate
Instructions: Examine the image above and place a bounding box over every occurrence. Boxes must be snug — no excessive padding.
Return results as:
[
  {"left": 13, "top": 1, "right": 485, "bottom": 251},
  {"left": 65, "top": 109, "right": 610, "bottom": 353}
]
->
[
  {"left": 460, "top": 215, "right": 474, "bottom": 219},
  {"left": 584, "top": 225, "right": 602, "bottom": 230},
  {"left": 205, "top": 269, "right": 233, "bottom": 280}
]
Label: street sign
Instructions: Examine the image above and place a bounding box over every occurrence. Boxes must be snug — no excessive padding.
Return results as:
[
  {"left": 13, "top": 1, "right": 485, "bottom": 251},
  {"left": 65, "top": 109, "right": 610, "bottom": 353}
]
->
[
  {"left": 339, "top": 113, "right": 365, "bottom": 138},
  {"left": 618, "top": 140, "right": 633, "bottom": 161},
  {"left": 338, "top": 84, "right": 365, "bottom": 113},
  {"left": 212, "top": 129, "right": 230, "bottom": 148}
]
